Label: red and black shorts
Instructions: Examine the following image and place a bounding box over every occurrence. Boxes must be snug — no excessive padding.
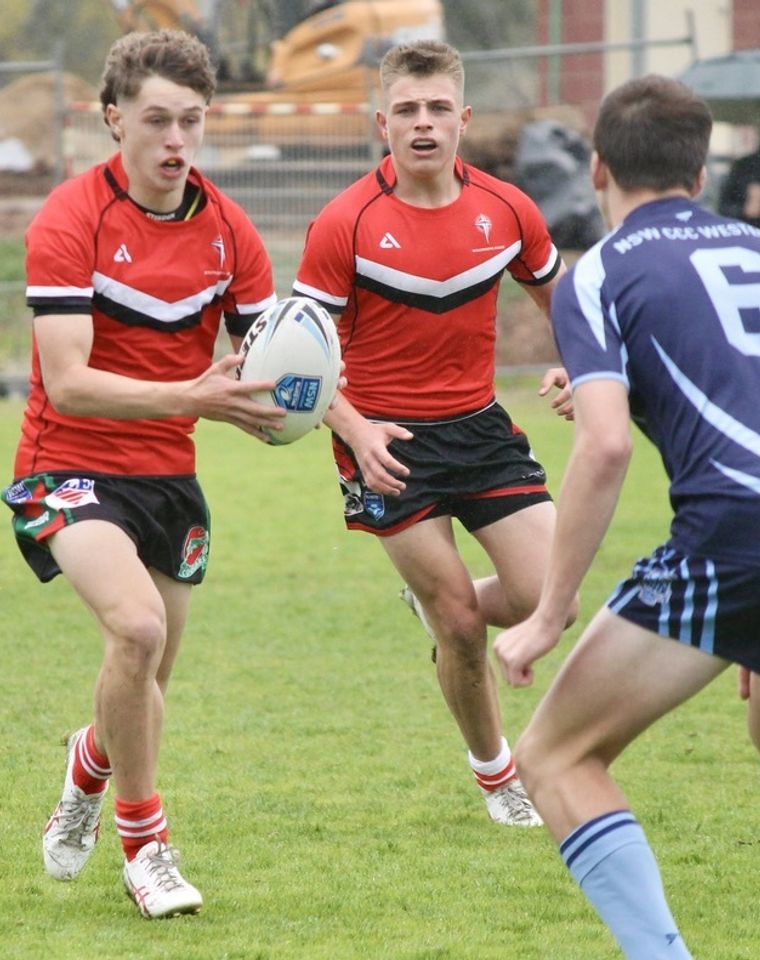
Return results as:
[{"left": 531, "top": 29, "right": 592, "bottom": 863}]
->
[
  {"left": 1, "top": 472, "right": 210, "bottom": 585},
  {"left": 332, "top": 401, "right": 552, "bottom": 537}
]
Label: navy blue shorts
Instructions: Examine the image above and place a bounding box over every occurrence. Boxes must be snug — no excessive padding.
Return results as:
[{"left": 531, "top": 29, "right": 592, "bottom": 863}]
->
[
  {"left": 332, "top": 401, "right": 552, "bottom": 536},
  {"left": 2, "top": 472, "right": 210, "bottom": 585},
  {"left": 607, "top": 543, "right": 760, "bottom": 672}
]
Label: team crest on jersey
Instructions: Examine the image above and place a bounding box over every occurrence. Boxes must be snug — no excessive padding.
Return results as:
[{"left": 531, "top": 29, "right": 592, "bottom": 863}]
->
[
  {"left": 475, "top": 214, "right": 492, "bottom": 243},
  {"left": 178, "top": 524, "right": 209, "bottom": 578},
  {"left": 211, "top": 235, "right": 226, "bottom": 267},
  {"left": 363, "top": 492, "right": 385, "bottom": 520},
  {"left": 45, "top": 478, "right": 99, "bottom": 510}
]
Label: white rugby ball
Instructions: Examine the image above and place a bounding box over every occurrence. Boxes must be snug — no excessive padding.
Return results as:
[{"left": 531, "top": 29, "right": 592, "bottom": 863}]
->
[{"left": 235, "top": 296, "right": 341, "bottom": 445}]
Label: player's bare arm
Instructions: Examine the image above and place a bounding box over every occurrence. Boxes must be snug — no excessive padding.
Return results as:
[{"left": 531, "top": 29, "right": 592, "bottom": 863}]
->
[
  {"left": 35, "top": 314, "right": 286, "bottom": 439},
  {"left": 494, "top": 379, "right": 632, "bottom": 687},
  {"left": 324, "top": 391, "right": 413, "bottom": 496},
  {"left": 523, "top": 265, "right": 574, "bottom": 420}
]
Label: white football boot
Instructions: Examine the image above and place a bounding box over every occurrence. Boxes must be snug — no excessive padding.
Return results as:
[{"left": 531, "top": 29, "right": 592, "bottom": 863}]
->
[
  {"left": 43, "top": 727, "right": 108, "bottom": 880},
  {"left": 399, "top": 585, "right": 438, "bottom": 662},
  {"left": 483, "top": 779, "right": 543, "bottom": 827},
  {"left": 123, "top": 840, "right": 203, "bottom": 919}
]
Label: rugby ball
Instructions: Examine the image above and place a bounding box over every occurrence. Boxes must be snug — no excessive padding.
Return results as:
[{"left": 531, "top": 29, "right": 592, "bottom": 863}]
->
[{"left": 235, "top": 296, "right": 341, "bottom": 445}]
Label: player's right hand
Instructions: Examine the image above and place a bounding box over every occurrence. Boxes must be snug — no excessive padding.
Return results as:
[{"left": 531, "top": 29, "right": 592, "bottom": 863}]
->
[
  {"left": 353, "top": 420, "right": 413, "bottom": 496},
  {"left": 185, "top": 353, "right": 287, "bottom": 441},
  {"left": 493, "top": 613, "right": 562, "bottom": 688}
]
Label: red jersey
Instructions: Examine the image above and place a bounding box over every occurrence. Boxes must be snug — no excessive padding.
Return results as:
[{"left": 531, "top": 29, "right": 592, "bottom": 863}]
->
[
  {"left": 18, "top": 153, "right": 276, "bottom": 477},
  {"left": 293, "top": 154, "right": 560, "bottom": 419}
]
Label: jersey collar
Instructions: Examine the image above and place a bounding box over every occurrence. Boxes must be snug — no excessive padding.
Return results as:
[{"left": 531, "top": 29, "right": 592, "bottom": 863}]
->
[
  {"left": 375, "top": 153, "right": 470, "bottom": 194},
  {"left": 102, "top": 151, "right": 204, "bottom": 202}
]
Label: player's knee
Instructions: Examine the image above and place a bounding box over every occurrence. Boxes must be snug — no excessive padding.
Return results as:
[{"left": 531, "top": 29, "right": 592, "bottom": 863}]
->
[
  {"left": 103, "top": 605, "right": 167, "bottom": 673},
  {"left": 513, "top": 724, "right": 558, "bottom": 800},
  {"left": 434, "top": 603, "right": 486, "bottom": 663}
]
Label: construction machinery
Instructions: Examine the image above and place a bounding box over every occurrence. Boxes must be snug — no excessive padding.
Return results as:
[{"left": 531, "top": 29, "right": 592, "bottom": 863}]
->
[
  {"left": 101, "top": 2, "right": 441, "bottom": 226},
  {"left": 107, "top": 0, "right": 445, "bottom": 96}
]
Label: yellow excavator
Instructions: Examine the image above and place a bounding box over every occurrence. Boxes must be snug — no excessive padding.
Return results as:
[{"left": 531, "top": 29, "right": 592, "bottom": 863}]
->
[{"left": 107, "top": 0, "right": 445, "bottom": 98}]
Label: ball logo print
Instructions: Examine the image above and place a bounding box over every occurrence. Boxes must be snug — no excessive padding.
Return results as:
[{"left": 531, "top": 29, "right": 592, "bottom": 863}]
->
[
  {"left": 236, "top": 296, "right": 341, "bottom": 444},
  {"left": 272, "top": 374, "right": 321, "bottom": 412}
]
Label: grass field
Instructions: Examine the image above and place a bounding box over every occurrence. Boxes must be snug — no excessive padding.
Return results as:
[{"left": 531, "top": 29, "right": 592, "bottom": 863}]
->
[{"left": 0, "top": 378, "right": 757, "bottom": 960}]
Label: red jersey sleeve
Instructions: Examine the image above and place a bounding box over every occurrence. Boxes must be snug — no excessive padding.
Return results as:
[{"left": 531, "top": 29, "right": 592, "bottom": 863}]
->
[
  {"left": 26, "top": 180, "right": 97, "bottom": 315},
  {"left": 293, "top": 199, "right": 356, "bottom": 312},
  {"left": 503, "top": 186, "right": 560, "bottom": 286},
  {"left": 216, "top": 198, "right": 277, "bottom": 338}
]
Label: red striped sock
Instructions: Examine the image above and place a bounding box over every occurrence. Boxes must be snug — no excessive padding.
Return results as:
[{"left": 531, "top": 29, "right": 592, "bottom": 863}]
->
[
  {"left": 468, "top": 737, "right": 517, "bottom": 792},
  {"left": 71, "top": 725, "right": 111, "bottom": 795},
  {"left": 114, "top": 793, "right": 169, "bottom": 861}
]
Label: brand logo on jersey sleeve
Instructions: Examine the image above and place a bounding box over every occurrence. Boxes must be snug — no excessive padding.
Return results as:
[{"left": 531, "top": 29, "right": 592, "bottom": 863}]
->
[
  {"left": 475, "top": 214, "right": 492, "bottom": 244},
  {"left": 114, "top": 243, "right": 133, "bottom": 263},
  {"left": 380, "top": 232, "right": 401, "bottom": 249}
]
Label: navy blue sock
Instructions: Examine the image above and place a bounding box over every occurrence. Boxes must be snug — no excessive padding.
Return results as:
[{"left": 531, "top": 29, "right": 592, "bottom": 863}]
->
[{"left": 560, "top": 810, "right": 692, "bottom": 959}]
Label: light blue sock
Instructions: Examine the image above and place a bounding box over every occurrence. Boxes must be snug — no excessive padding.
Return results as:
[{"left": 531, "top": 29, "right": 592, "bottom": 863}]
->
[{"left": 560, "top": 810, "right": 692, "bottom": 959}]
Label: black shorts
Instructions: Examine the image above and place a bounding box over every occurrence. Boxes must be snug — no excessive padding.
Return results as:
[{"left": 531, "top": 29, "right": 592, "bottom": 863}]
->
[
  {"left": 2, "top": 472, "right": 210, "bottom": 585},
  {"left": 332, "top": 401, "right": 552, "bottom": 536},
  {"left": 607, "top": 543, "right": 760, "bottom": 673}
]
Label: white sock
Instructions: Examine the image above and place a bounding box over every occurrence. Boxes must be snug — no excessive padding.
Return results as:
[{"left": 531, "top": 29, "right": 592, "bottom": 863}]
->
[{"left": 468, "top": 736, "right": 516, "bottom": 791}]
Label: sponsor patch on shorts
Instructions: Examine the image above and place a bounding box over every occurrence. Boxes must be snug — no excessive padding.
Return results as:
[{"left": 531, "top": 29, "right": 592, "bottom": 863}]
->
[
  {"left": 178, "top": 524, "right": 209, "bottom": 579},
  {"left": 45, "top": 478, "right": 99, "bottom": 510}
]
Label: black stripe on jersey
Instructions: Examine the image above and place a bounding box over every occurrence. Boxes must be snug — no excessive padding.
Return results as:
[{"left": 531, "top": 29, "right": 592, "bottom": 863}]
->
[
  {"left": 30, "top": 296, "right": 92, "bottom": 315},
  {"left": 104, "top": 164, "right": 129, "bottom": 200},
  {"left": 93, "top": 291, "right": 211, "bottom": 331},
  {"left": 515, "top": 251, "right": 562, "bottom": 286},
  {"left": 355, "top": 269, "right": 502, "bottom": 314},
  {"left": 375, "top": 166, "right": 395, "bottom": 195},
  {"left": 225, "top": 311, "right": 258, "bottom": 338}
]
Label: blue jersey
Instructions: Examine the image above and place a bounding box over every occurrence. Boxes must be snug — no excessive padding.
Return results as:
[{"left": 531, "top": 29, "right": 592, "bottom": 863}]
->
[{"left": 553, "top": 197, "right": 760, "bottom": 564}]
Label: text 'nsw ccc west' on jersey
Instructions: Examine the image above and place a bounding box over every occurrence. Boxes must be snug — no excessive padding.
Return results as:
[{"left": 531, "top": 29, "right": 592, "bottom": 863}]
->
[
  {"left": 552, "top": 197, "right": 760, "bottom": 564},
  {"left": 293, "top": 155, "right": 561, "bottom": 420}
]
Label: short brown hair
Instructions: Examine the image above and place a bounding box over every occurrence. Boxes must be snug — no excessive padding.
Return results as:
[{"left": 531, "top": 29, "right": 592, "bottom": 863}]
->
[
  {"left": 379, "top": 40, "right": 464, "bottom": 99},
  {"left": 99, "top": 29, "right": 216, "bottom": 113},
  {"left": 593, "top": 74, "right": 712, "bottom": 192}
]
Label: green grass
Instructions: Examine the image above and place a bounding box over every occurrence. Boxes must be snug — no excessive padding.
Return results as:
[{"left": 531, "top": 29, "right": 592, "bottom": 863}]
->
[
  {"left": 0, "top": 237, "right": 25, "bottom": 283},
  {"left": 0, "top": 378, "right": 757, "bottom": 959}
]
